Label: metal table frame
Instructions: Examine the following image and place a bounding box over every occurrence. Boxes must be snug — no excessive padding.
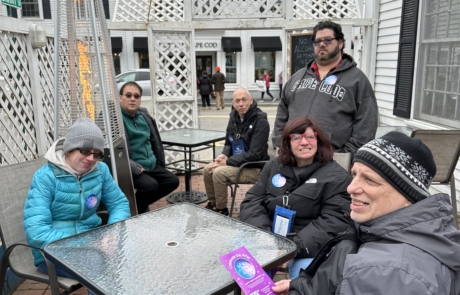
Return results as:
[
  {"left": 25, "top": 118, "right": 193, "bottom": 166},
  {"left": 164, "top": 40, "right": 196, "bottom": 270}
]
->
[{"left": 160, "top": 129, "right": 226, "bottom": 204}]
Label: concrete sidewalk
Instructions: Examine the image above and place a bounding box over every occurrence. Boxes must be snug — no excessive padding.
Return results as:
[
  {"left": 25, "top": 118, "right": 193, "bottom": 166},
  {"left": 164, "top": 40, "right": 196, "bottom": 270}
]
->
[{"left": 12, "top": 172, "right": 289, "bottom": 295}]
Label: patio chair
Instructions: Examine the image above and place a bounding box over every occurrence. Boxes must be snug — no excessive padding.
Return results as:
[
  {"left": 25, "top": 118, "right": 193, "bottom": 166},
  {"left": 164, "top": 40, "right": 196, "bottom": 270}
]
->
[
  {"left": 0, "top": 158, "right": 82, "bottom": 295},
  {"left": 375, "top": 126, "right": 415, "bottom": 139},
  {"left": 413, "top": 130, "right": 460, "bottom": 225},
  {"left": 333, "top": 152, "right": 352, "bottom": 173},
  {"left": 227, "top": 160, "right": 269, "bottom": 217}
]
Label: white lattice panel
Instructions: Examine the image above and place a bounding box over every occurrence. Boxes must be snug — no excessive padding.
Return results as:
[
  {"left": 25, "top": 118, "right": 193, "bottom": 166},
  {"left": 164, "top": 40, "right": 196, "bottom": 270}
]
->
[
  {"left": 293, "top": 0, "right": 359, "bottom": 19},
  {"left": 113, "top": 0, "right": 184, "bottom": 22},
  {"left": 155, "top": 101, "right": 197, "bottom": 169},
  {"left": 0, "top": 31, "right": 37, "bottom": 164},
  {"left": 194, "top": 0, "right": 282, "bottom": 18},
  {"left": 38, "top": 37, "right": 58, "bottom": 147},
  {"left": 151, "top": 31, "right": 194, "bottom": 100}
]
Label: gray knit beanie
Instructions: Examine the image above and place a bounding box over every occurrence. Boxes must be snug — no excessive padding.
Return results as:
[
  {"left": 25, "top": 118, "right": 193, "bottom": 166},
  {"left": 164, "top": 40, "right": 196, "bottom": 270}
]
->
[
  {"left": 63, "top": 117, "right": 104, "bottom": 154},
  {"left": 354, "top": 131, "right": 436, "bottom": 204}
]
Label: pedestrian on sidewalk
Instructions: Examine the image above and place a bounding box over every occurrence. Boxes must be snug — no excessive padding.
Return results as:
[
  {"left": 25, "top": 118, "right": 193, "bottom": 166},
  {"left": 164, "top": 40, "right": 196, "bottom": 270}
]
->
[
  {"left": 261, "top": 70, "right": 275, "bottom": 102},
  {"left": 212, "top": 66, "right": 226, "bottom": 110},
  {"left": 199, "top": 70, "right": 212, "bottom": 110}
]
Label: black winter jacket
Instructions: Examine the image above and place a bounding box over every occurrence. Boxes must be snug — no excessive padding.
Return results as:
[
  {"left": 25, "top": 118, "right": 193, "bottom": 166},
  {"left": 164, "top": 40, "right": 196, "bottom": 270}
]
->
[
  {"left": 240, "top": 157, "right": 351, "bottom": 258},
  {"left": 199, "top": 74, "right": 213, "bottom": 95},
  {"left": 289, "top": 225, "right": 360, "bottom": 295},
  {"left": 221, "top": 101, "right": 270, "bottom": 168},
  {"left": 123, "top": 107, "right": 165, "bottom": 174}
]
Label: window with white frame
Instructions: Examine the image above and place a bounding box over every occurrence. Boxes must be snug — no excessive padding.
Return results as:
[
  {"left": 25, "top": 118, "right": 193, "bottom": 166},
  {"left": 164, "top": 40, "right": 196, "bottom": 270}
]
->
[
  {"left": 225, "top": 52, "right": 237, "bottom": 83},
  {"left": 21, "top": 0, "right": 40, "bottom": 18},
  {"left": 254, "top": 52, "right": 275, "bottom": 82},
  {"left": 415, "top": 0, "right": 460, "bottom": 128}
]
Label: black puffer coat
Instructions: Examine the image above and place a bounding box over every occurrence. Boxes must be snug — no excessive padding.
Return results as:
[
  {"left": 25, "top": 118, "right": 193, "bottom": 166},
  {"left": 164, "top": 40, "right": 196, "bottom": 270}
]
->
[
  {"left": 240, "top": 157, "right": 352, "bottom": 258},
  {"left": 199, "top": 74, "right": 213, "bottom": 95}
]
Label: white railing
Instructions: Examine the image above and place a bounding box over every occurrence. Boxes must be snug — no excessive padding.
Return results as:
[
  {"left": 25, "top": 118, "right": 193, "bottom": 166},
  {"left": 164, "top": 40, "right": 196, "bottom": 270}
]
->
[{"left": 112, "top": 0, "right": 360, "bottom": 22}]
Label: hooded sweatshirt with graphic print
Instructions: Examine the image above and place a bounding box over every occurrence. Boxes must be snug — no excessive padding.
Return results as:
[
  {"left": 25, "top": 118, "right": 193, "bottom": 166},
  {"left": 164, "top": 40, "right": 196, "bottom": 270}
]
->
[{"left": 272, "top": 54, "right": 378, "bottom": 155}]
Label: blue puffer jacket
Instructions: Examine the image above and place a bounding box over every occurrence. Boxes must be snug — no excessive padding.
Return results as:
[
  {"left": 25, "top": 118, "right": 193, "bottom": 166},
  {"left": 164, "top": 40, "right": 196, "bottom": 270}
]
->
[{"left": 24, "top": 155, "right": 130, "bottom": 265}]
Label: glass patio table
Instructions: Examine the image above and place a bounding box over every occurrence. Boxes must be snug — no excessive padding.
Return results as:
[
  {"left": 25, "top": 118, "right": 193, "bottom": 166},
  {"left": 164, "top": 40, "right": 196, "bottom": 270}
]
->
[
  {"left": 160, "top": 128, "right": 226, "bottom": 204},
  {"left": 44, "top": 203, "right": 297, "bottom": 295}
]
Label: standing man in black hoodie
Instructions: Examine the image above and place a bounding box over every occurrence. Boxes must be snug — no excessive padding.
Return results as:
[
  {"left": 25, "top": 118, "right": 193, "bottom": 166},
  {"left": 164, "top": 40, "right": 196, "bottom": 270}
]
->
[
  {"left": 203, "top": 87, "right": 270, "bottom": 215},
  {"left": 272, "top": 21, "right": 378, "bottom": 156}
]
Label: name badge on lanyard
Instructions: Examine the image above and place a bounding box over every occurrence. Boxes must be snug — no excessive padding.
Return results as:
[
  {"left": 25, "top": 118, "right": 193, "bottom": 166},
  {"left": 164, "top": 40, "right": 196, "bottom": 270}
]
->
[
  {"left": 272, "top": 195, "right": 296, "bottom": 237},
  {"left": 229, "top": 134, "right": 245, "bottom": 155}
]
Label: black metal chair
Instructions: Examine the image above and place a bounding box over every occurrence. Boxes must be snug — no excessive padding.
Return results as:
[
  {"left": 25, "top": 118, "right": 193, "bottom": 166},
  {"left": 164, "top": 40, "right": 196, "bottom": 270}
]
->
[
  {"left": 413, "top": 130, "right": 460, "bottom": 226},
  {"left": 227, "top": 160, "right": 269, "bottom": 217},
  {"left": 0, "top": 158, "right": 82, "bottom": 295}
]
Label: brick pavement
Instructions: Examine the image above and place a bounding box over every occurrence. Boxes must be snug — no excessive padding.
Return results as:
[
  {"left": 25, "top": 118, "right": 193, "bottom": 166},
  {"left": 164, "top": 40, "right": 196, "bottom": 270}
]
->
[{"left": 12, "top": 173, "right": 287, "bottom": 295}]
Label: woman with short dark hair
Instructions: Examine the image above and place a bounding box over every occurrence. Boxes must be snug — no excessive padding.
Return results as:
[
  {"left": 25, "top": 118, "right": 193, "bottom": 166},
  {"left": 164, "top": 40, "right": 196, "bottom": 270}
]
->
[{"left": 240, "top": 117, "right": 351, "bottom": 279}]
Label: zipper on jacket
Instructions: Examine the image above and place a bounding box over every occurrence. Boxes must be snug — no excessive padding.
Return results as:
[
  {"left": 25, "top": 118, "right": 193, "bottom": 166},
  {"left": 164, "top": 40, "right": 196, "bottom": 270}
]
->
[{"left": 78, "top": 181, "right": 83, "bottom": 233}]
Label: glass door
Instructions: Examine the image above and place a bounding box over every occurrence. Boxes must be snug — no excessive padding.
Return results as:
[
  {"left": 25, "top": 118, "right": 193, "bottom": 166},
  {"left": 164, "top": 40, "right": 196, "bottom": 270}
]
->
[{"left": 196, "top": 56, "right": 212, "bottom": 78}]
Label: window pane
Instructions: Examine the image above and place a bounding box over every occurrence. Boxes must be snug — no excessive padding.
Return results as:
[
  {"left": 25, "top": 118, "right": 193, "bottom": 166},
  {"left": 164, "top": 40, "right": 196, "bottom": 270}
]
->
[
  {"left": 424, "top": 66, "right": 436, "bottom": 90},
  {"left": 22, "top": 0, "right": 39, "bottom": 18},
  {"left": 436, "top": 12, "right": 448, "bottom": 38},
  {"left": 439, "top": 44, "right": 449, "bottom": 64},
  {"left": 448, "top": 11, "right": 460, "bottom": 38},
  {"left": 137, "top": 72, "right": 150, "bottom": 81},
  {"left": 435, "top": 67, "right": 447, "bottom": 91},
  {"left": 445, "top": 94, "right": 457, "bottom": 119},
  {"left": 424, "top": 14, "right": 437, "bottom": 39},
  {"left": 225, "top": 53, "right": 237, "bottom": 83},
  {"left": 254, "top": 52, "right": 275, "bottom": 82},
  {"left": 434, "top": 92, "right": 445, "bottom": 117},
  {"left": 422, "top": 91, "right": 433, "bottom": 114},
  {"left": 427, "top": 44, "right": 438, "bottom": 64}
]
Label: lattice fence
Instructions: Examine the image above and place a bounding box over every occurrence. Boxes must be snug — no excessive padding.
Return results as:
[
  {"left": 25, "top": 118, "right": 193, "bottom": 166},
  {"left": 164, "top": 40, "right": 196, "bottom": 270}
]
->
[
  {"left": 113, "top": 0, "right": 184, "bottom": 22},
  {"left": 293, "top": 0, "right": 360, "bottom": 19},
  {"left": 149, "top": 29, "right": 198, "bottom": 168},
  {"left": 193, "top": 0, "right": 283, "bottom": 19}
]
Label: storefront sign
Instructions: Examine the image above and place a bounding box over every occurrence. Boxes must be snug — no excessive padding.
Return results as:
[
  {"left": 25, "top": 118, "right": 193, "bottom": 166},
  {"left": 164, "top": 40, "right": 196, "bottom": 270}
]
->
[{"left": 195, "top": 41, "right": 221, "bottom": 51}]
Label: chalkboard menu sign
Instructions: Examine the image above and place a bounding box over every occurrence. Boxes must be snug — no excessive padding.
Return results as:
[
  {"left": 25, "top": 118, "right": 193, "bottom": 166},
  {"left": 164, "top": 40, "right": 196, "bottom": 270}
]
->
[{"left": 290, "top": 33, "right": 315, "bottom": 77}]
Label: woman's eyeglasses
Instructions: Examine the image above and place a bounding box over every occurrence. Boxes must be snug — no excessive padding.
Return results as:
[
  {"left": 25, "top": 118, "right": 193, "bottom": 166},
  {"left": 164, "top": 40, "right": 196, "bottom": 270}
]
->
[
  {"left": 79, "top": 149, "right": 104, "bottom": 160},
  {"left": 312, "top": 38, "right": 336, "bottom": 47},
  {"left": 290, "top": 132, "right": 318, "bottom": 143}
]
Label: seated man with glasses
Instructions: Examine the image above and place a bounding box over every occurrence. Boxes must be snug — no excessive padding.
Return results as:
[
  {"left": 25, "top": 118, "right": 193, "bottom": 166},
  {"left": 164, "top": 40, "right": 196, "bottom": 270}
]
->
[
  {"left": 119, "top": 81, "right": 179, "bottom": 214},
  {"left": 203, "top": 87, "right": 269, "bottom": 215},
  {"left": 272, "top": 20, "right": 378, "bottom": 157}
]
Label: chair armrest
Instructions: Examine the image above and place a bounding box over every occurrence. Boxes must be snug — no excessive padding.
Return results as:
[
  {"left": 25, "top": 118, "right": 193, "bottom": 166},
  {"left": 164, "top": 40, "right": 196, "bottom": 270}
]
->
[{"left": 234, "top": 160, "right": 268, "bottom": 185}]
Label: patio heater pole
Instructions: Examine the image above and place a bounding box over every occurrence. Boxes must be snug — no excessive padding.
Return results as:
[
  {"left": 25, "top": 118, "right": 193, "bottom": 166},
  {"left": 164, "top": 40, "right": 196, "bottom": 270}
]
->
[
  {"left": 53, "top": 0, "right": 60, "bottom": 140},
  {"left": 88, "top": 0, "right": 118, "bottom": 182}
]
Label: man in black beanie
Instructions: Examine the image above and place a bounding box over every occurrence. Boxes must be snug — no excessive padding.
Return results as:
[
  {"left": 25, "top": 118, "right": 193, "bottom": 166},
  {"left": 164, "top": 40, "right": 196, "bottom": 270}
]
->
[{"left": 272, "top": 131, "right": 460, "bottom": 295}]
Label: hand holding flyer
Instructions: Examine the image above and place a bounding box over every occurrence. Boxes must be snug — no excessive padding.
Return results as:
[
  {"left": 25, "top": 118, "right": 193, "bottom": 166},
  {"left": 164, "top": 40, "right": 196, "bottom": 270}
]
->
[{"left": 220, "top": 246, "right": 276, "bottom": 295}]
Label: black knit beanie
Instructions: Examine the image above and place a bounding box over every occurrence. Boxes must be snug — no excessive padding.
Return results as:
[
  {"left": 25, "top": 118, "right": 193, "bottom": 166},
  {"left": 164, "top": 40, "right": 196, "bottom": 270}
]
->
[{"left": 354, "top": 131, "right": 436, "bottom": 204}]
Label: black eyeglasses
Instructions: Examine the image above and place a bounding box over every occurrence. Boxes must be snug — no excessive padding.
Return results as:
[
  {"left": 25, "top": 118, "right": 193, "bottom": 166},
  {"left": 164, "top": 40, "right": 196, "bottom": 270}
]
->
[
  {"left": 124, "top": 93, "right": 141, "bottom": 99},
  {"left": 312, "top": 38, "right": 337, "bottom": 47},
  {"left": 79, "top": 149, "right": 104, "bottom": 160}
]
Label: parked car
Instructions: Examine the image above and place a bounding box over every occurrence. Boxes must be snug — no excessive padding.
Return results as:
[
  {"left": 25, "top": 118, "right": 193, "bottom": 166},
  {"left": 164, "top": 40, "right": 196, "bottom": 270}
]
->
[{"left": 115, "top": 69, "right": 177, "bottom": 96}]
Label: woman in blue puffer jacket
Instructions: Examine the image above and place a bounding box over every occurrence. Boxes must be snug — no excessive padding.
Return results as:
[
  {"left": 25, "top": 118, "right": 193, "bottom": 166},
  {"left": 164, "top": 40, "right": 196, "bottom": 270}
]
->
[{"left": 24, "top": 117, "right": 130, "bottom": 291}]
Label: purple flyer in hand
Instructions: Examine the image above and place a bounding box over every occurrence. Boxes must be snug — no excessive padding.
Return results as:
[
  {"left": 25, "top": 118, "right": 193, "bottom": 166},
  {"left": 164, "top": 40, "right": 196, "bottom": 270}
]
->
[{"left": 220, "top": 246, "right": 276, "bottom": 295}]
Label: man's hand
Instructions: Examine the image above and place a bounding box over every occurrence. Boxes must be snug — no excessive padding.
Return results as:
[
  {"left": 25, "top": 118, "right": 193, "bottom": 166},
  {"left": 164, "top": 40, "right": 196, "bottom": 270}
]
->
[
  {"left": 209, "top": 154, "right": 228, "bottom": 174},
  {"left": 272, "top": 279, "right": 291, "bottom": 295},
  {"left": 140, "top": 167, "right": 145, "bottom": 173}
]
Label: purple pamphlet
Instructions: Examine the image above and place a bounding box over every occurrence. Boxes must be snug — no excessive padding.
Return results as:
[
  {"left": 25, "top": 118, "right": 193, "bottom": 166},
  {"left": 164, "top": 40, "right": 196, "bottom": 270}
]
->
[{"left": 220, "top": 246, "right": 276, "bottom": 295}]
